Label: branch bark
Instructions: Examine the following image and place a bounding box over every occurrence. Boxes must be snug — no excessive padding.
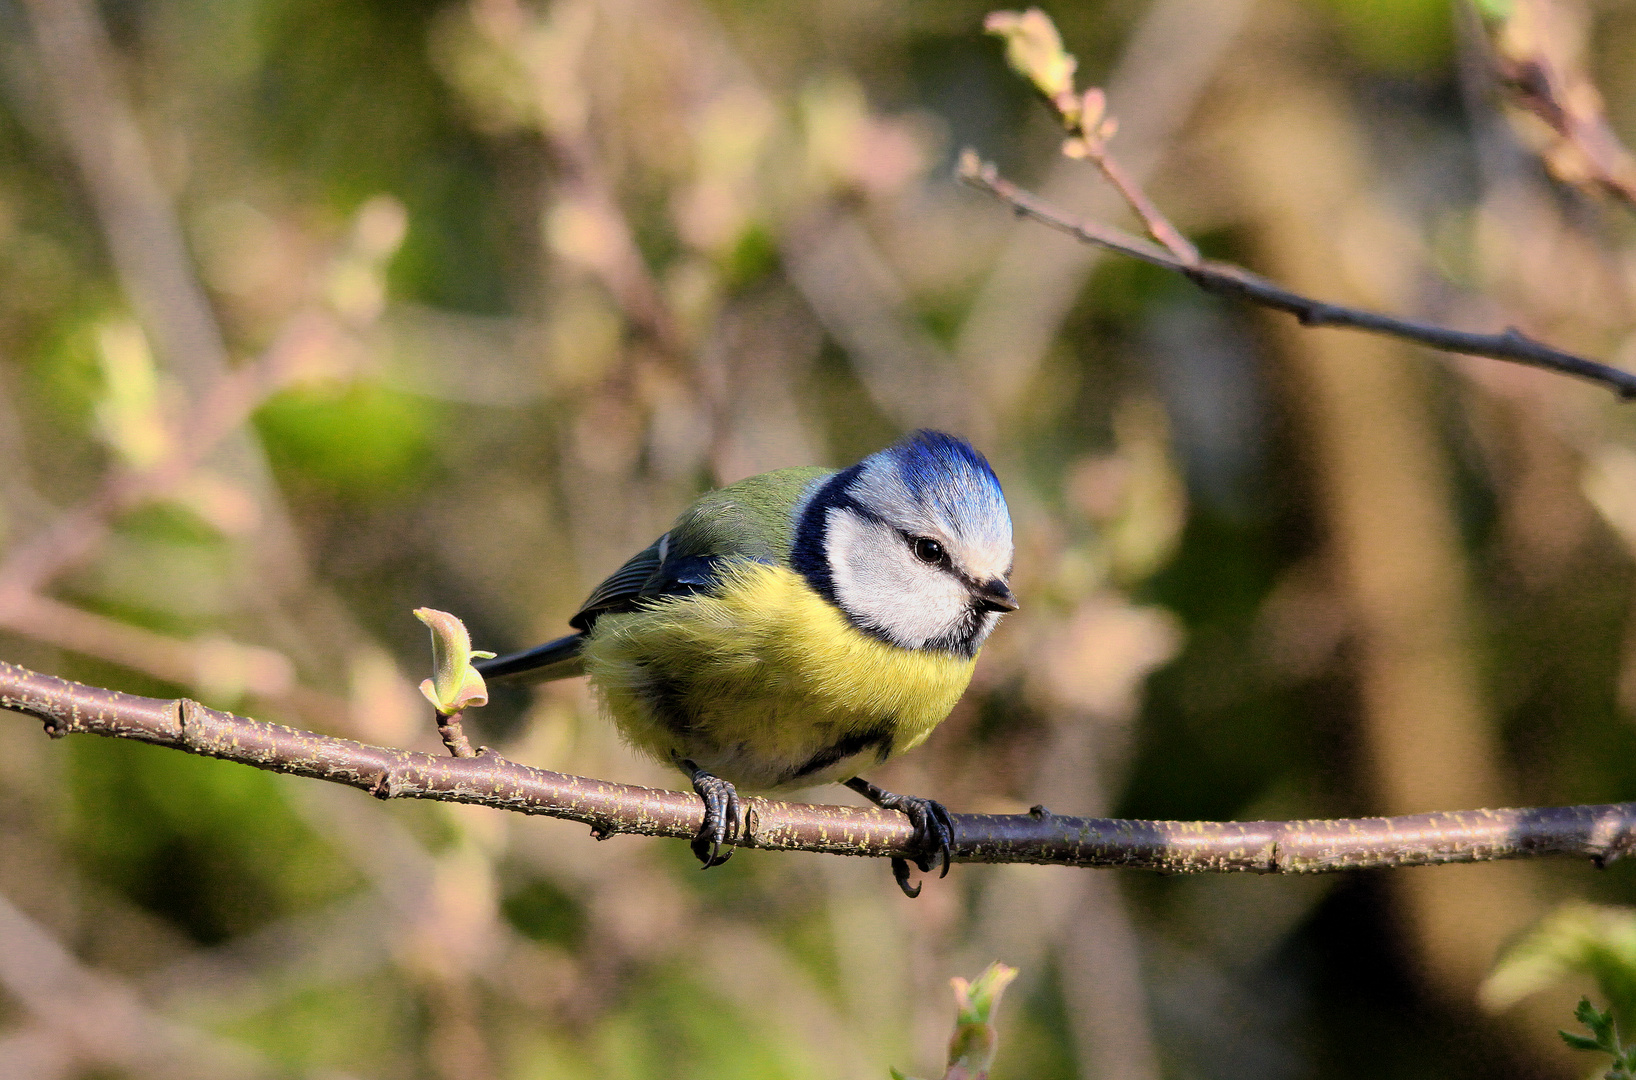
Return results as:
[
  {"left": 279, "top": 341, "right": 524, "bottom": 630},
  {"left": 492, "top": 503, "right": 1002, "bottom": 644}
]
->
[{"left": 6, "top": 660, "right": 1636, "bottom": 874}]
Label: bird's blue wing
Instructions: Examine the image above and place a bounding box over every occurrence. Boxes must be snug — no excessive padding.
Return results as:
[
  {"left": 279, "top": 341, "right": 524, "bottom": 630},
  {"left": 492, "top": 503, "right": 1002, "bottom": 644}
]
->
[{"left": 481, "top": 533, "right": 735, "bottom": 682}]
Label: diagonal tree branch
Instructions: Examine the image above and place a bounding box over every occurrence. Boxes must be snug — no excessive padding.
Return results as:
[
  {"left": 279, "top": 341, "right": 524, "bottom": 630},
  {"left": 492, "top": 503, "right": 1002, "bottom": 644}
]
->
[
  {"left": 958, "top": 153, "right": 1636, "bottom": 400},
  {"left": 0, "top": 311, "right": 334, "bottom": 609},
  {"left": 0, "top": 891, "right": 347, "bottom": 1080},
  {"left": 6, "top": 660, "right": 1636, "bottom": 875},
  {"left": 975, "top": 7, "right": 1636, "bottom": 401}
]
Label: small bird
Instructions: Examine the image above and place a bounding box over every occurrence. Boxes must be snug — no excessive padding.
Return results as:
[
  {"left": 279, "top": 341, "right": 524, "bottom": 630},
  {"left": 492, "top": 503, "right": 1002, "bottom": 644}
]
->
[{"left": 476, "top": 430, "right": 1016, "bottom": 895}]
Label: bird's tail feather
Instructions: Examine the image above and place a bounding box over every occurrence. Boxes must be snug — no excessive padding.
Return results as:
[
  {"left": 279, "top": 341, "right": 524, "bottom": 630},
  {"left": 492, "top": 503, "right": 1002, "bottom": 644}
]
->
[{"left": 475, "top": 632, "right": 586, "bottom": 682}]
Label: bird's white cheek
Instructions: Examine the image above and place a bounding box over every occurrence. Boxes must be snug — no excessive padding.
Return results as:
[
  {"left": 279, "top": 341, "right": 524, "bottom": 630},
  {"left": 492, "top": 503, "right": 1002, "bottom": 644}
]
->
[{"left": 826, "top": 509, "right": 971, "bottom": 649}]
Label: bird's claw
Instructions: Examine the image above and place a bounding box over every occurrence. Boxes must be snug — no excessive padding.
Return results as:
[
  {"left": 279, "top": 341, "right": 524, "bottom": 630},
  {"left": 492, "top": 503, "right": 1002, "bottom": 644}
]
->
[
  {"left": 682, "top": 760, "right": 740, "bottom": 868},
  {"left": 890, "top": 857, "right": 921, "bottom": 898},
  {"left": 845, "top": 777, "right": 955, "bottom": 898},
  {"left": 896, "top": 794, "right": 955, "bottom": 879}
]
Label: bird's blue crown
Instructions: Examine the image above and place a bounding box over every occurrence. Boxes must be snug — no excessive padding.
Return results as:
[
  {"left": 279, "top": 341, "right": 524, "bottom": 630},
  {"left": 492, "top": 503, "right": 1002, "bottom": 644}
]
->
[{"left": 886, "top": 430, "right": 1008, "bottom": 534}]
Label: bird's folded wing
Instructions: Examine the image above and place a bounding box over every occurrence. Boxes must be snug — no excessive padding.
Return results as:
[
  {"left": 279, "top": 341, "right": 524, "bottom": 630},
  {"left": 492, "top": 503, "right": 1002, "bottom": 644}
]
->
[{"left": 569, "top": 535, "right": 667, "bottom": 630}]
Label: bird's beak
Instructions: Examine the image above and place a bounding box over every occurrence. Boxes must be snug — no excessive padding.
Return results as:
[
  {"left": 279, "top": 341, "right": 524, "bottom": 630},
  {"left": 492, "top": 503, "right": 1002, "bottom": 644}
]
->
[{"left": 973, "top": 579, "right": 1019, "bottom": 613}]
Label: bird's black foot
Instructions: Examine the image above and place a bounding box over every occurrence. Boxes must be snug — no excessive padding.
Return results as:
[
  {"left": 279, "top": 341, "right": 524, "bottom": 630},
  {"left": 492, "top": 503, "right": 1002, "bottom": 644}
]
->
[
  {"left": 681, "top": 759, "right": 741, "bottom": 868},
  {"left": 844, "top": 776, "right": 955, "bottom": 898}
]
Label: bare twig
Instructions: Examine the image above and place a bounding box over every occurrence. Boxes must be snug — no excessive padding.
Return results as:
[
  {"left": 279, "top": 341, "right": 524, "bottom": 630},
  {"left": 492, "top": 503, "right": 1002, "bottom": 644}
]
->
[
  {"left": 1072, "top": 126, "right": 1200, "bottom": 265},
  {"left": 1488, "top": 0, "right": 1636, "bottom": 210},
  {"left": 1058, "top": 84, "right": 1199, "bottom": 266},
  {"left": 7, "top": 660, "right": 1636, "bottom": 874},
  {"left": 957, "top": 0, "right": 1255, "bottom": 427},
  {"left": 436, "top": 711, "right": 478, "bottom": 758},
  {"left": 958, "top": 153, "right": 1636, "bottom": 400},
  {"left": 984, "top": 9, "right": 1199, "bottom": 264}
]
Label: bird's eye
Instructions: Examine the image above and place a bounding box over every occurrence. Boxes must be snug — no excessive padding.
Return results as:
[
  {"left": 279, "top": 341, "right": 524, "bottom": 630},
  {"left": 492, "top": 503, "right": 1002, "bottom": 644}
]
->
[{"left": 912, "top": 537, "right": 945, "bottom": 565}]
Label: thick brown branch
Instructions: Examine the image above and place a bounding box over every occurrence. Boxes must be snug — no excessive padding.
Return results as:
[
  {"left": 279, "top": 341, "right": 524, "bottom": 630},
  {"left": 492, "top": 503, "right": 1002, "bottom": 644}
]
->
[
  {"left": 6, "top": 660, "right": 1636, "bottom": 874},
  {"left": 958, "top": 152, "right": 1636, "bottom": 400}
]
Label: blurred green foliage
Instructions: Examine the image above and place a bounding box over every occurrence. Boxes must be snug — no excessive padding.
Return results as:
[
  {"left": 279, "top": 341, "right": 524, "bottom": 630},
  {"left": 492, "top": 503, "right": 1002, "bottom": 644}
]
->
[
  {"left": 69, "top": 739, "right": 358, "bottom": 945},
  {"left": 256, "top": 380, "right": 440, "bottom": 499}
]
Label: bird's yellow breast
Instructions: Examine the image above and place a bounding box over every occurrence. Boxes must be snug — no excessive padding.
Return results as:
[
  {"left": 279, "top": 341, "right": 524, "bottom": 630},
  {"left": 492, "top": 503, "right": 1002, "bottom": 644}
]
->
[{"left": 582, "top": 561, "right": 976, "bottom": 790}]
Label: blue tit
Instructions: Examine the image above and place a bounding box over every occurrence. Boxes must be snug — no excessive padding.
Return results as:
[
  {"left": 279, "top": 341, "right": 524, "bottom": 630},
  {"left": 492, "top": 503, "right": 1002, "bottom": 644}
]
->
[{"left": 476, "top": 430, "right": 1017, "bottom": 895}]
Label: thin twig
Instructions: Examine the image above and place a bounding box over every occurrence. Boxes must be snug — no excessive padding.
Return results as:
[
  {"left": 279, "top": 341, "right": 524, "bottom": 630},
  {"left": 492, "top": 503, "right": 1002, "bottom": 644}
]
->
[
  {"left": 984, "top": 10, "right": 1200, "bottom": 264},
  {"left": 436, "top": 710, "right": 478, "bottom": 759},
  {"left": 1488, "top": 0, "right": 1636, "bottom": 211},
  {"left": 6, "top": 660, "right": 1636, "bottom": 874},
  {"left": 1077, "top": 136, "right": 1199, "bottom": 265},
  {"left": 1053, "top": 85, "right": 1200, "bottom": 265},
  {"left": 958, "top": 152, "right": 1636, "bottom": 400}
]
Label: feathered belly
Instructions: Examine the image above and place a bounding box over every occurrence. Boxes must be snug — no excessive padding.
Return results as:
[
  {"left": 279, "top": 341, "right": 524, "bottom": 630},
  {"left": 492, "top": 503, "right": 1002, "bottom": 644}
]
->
[{"left": 581, "top": 562, "right": 977, "bottom": 790}]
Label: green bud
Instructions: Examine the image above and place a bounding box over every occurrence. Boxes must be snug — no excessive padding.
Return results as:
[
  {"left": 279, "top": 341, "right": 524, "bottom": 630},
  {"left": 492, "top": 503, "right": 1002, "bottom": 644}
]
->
[
  {"left": 984, "top": 10, "right": 1078, "bottom": 104},
  {"left": 945, "top": 963, "right": 1018, "bottom": 1078},
  {"left": 413, "top": 607, "right": 495, "bottom": 716}
]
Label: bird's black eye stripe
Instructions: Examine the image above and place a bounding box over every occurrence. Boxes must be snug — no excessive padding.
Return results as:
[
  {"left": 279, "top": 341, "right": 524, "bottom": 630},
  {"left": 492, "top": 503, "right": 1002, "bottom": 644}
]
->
[{"left": 912, "top": 536, "right": 945, "bottom": 565}]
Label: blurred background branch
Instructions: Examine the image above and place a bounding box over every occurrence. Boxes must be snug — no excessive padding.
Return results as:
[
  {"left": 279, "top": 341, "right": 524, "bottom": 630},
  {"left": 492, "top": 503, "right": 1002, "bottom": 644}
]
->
[{"left": 1485, "top": 0, "right": 1636, "bottom": 210}]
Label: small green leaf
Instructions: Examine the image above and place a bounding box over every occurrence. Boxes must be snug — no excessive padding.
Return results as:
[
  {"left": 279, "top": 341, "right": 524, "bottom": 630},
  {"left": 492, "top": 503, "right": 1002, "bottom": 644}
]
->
[
  {"left": 413, "top": 607, "right": 492, "bottom": 716},
  {"left": 1564, "top": 1030, "right": 1606, "bottom": 1052},
  {"left": 1484, "top": 905, "right": 1636, "bottom": 1018},
  {"left": 1580, "top": 998, "right": 1619, "bottom": 1045},
  {"left": 94, "top": 319, "right": 171, "bottom": 469}
]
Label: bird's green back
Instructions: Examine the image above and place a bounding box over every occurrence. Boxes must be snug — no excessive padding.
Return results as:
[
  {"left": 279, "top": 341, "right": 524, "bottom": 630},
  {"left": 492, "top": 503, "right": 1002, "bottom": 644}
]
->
[{"left": 667, "top": 466, "right": 832, "bottom": 564}]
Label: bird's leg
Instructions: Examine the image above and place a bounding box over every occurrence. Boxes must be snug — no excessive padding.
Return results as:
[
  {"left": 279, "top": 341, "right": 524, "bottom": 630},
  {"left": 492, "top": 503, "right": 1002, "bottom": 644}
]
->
[
  {"left": 680, "top": 759, "right": 741, "bottom": 868},
  {"left": 844, "top": 776, "right": 955, "bottom": 898}
]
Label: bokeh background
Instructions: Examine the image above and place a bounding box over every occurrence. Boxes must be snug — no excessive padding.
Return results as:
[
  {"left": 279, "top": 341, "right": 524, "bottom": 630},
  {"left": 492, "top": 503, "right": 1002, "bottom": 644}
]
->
[{"left": 3, "top": 0, "right": 1636, "bottom": 1077}]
